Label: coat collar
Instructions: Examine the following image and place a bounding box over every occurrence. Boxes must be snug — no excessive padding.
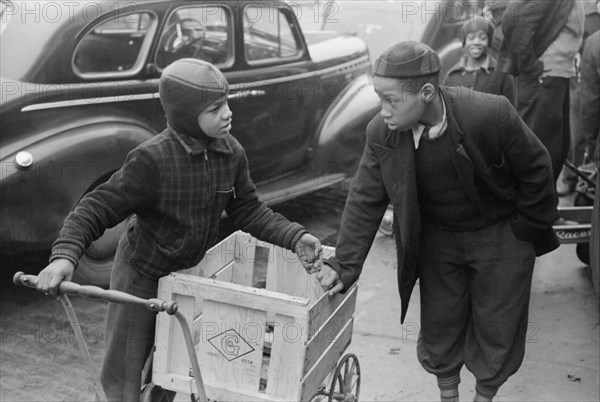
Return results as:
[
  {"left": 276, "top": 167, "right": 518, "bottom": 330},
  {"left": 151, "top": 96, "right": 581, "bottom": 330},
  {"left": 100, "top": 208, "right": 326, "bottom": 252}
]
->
[
  {"left": 169, "top": 125, "right": 233, "bottom": 156},
  {"left": 447, "top": 54, "right": 496, "bottom": 76}
]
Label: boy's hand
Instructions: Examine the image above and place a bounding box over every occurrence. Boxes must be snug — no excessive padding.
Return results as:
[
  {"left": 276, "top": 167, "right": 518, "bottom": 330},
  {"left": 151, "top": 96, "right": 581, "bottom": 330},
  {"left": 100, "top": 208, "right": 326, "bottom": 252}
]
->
[
  {"left": 295, "top": 233, "right": 323, "bottom": 274},
  {"left": 36, "top": 259, "right": 75, "bottom": 297},
  {"left": 316, "top": 264, "right": 344, "bottom": 296}
]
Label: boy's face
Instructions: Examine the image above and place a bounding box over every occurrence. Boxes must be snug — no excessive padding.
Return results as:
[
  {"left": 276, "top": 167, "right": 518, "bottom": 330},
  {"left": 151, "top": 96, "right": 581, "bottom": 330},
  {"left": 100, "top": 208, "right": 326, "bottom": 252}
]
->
[
  {"left": 464, "top": 30, "right": 489, "bottom": 59},
  {"left": 197, "top": 97, "right": 232, "bottom": 139},
  {"left": 374, "top": 75, "right": 429, "bottom": 131}
]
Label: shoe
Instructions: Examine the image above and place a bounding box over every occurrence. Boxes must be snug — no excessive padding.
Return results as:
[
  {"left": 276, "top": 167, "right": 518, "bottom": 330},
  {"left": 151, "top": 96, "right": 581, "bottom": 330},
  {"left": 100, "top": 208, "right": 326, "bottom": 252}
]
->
[{"left": 556, "top": 180, "right": 576, "bottom": 197}]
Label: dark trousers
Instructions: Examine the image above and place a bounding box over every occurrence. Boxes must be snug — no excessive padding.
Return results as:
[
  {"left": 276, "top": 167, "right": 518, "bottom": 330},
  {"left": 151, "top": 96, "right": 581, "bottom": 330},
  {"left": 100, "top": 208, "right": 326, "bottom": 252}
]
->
[
  {"left": 416, "top": 220, "right": 536, "bottom": 399},
  {"left": 563, "top": 78, "right": 588, "bottom": 184},
  {"left": 516, "top": 75, "right": 571, "bottom": 182},
  {"left": 100, "top": 239, "right": 160, "bottom": 402}
]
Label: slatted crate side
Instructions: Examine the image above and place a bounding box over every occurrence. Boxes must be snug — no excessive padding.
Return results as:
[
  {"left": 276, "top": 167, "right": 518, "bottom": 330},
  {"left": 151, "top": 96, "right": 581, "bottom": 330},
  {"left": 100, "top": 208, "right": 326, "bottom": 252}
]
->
[
  {"left": 188, "top": 231, "right": 273, "bottom": 287},
  {"left": 197, "top": 299, "right": 267, "bottom": 395},
  {"left": 232, "top": 232, "right": 265, "bottom": 287},
  {"left": 154, "top": 272, "right": 313, "bottom": 400},
  {"left": 265, "top": 313, "right": 310, "bottom": 400},
  {"left": 266, "top": 244, "right": 335, "bottom": 303},
  {"left": 161, "top": 374, "right": 290, "bottom": 402},
  {"left": 154, "top": 273, "right": 311, "bottom": 381},
  {"left": 300, "top": 318, "right": 355, "bottom": 402},
  {"left": 153, "top": 286, "right": 196, "bottom": 392},
  {"left": 306, "top": 283, "right": 358, "bottom": 343},
  {"left": 177, "top": 231, "right": 239, "bottom": 277},
  {"left": 303, "top": 285, "right": 358, "bottom": 376}
]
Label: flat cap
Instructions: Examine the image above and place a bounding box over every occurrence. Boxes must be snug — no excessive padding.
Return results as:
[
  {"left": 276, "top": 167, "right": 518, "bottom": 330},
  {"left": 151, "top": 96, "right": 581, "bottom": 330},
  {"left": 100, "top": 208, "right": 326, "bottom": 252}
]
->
[{"left": 373, "top": 41, "right": 441, "bottom": 78}]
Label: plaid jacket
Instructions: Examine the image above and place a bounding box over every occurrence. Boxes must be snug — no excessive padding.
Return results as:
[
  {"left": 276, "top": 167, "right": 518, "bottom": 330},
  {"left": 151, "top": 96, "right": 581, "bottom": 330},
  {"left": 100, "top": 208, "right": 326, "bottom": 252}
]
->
[{"left": 50, "top": 128, "right": 306, "bottom": 279}]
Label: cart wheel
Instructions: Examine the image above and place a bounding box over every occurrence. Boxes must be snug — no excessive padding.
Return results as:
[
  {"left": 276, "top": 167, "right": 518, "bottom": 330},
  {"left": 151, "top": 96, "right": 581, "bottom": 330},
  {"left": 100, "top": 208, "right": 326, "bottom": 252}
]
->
[
  {"left": 573, "top": 192, "right": 593, "bottom": 265},
  {"left": 574, "top": 192, "right": 594, "bottom": 207},
  {"left": 308, "top": 386, "right": 328, "bottom": 402},
  {"left": 328, "top": 353, "right": 361, "bottom": 402},
  {"left": 577, "top": 243, "right": 591, "bottom": 265},
  {"left": 140, "top": 382, "right": 174, "bottom": 402}
]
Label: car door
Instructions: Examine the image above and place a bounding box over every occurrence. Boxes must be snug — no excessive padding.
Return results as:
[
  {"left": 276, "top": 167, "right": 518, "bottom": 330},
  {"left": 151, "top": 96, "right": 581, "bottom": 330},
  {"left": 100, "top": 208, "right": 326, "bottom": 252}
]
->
[{"left": 226, "top": 2, "right": 316, "bottom": 185}]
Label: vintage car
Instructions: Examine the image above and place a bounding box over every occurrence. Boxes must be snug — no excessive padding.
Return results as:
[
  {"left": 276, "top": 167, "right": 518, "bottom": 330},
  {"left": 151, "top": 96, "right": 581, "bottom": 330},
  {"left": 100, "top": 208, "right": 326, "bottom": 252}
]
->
[{"left": 0, "top": 0, "right": 380, "bottom": 286}]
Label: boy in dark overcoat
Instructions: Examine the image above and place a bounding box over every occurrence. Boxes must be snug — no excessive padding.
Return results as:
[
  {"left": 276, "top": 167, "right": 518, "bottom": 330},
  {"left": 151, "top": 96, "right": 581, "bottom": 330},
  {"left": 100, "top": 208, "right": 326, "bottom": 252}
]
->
[{"left": 318, "top": 42, "right": 559, "bottom": 402}]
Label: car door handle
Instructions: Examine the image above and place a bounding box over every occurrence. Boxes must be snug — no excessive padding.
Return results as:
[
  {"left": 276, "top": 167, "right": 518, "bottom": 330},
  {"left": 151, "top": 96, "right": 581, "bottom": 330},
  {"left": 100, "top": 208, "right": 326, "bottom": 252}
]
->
[{"left": 228, "top": 90, "right": 266, "bottom": 100}]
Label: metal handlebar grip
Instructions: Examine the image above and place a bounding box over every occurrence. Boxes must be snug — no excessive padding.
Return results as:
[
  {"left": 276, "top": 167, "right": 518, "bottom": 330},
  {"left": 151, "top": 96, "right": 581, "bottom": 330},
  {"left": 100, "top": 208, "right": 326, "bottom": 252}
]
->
[{"left": 13, "top": 271, "right": 178, "bottom": 314}]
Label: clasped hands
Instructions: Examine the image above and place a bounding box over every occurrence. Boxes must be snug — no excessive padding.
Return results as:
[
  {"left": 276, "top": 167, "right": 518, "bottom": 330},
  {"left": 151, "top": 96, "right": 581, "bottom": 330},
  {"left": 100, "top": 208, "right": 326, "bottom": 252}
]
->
[{"left": 295, "top": 233, "right": 344, "bottom": 296}]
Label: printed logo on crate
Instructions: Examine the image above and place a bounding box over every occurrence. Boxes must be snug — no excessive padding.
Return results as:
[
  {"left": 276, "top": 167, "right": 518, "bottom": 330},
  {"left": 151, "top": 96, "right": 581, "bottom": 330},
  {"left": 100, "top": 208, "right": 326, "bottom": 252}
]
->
[{"left": 208, "top": 329, "right": 255, "bottom": 361}]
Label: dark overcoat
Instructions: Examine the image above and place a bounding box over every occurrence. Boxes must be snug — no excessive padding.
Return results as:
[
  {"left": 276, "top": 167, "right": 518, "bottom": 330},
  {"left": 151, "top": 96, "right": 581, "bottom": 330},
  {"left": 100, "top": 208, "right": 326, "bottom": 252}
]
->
[{"left": 327, "top": 86, "right": 559, "bottom": 323}]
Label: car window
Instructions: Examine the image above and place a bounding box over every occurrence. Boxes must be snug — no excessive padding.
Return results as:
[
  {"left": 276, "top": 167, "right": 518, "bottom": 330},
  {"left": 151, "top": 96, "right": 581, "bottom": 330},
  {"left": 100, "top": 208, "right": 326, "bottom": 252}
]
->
[
  {"left": 73, "top": 12, "right": 157, "bottom": 78},
  {"left": 243, "top": 5, "right": 302, "bottom": 64},
  {"left": 156, "top": 5, "right": 234, "bottom": 70}
]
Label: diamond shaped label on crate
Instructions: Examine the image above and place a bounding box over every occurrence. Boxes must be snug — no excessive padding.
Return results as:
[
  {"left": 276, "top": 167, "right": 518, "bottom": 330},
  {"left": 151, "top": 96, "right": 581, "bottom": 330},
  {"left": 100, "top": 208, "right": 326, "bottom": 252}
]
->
[{"left": 207, "top": 329, "right": 255, "bottom": 361}]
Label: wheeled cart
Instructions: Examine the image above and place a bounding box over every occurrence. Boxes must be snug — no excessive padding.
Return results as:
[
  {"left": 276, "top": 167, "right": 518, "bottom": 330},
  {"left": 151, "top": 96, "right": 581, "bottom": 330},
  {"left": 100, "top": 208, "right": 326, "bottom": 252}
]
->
[
  {"left": 555, "top": 160, "right": 597, "bottom": 264},
  {"left": 150, "top": 231, "right": 360, "bottom": 402},
  {"left": 14, "top": 231, "right": 361, "bottom": 402}
]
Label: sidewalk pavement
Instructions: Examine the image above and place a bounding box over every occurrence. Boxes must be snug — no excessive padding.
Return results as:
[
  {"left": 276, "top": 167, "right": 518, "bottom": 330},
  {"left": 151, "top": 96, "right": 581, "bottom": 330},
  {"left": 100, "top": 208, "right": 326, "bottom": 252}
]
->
[{"left": 348, "top": 232, "right": 600, "bottom": 401}]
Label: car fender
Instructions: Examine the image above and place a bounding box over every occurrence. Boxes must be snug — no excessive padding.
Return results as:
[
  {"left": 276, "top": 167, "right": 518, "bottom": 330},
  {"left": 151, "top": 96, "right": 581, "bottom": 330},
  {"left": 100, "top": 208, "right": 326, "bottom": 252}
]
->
[
  {"left": 0, "top": 120, "right": 154, "bottom": 253},
  {"left": 313, "top": 74, "right": 380, "bottom": 178}
]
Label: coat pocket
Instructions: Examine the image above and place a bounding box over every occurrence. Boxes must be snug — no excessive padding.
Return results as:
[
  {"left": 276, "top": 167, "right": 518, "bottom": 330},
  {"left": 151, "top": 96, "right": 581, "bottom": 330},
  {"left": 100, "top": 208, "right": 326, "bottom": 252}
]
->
[{"left": 215, "top": 186, "right": 235, "bottom": 211}]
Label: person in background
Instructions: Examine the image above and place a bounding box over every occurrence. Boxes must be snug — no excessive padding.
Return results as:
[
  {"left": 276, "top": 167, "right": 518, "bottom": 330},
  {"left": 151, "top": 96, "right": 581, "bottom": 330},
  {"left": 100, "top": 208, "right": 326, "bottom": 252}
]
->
[
  {"left": 317, "top": 41, "right": 558, "bottom": 402},
  {"left": 497, "top": 0, "right": 584, "bottom": 206},
  {"left": 484, "top": 0, "right": 510, "bottom": 59},
  {"left": 558, "top": 0, "right": 600, "bottom": 196},
  {"left": 35, "top": 59, "right": 323, "bottom": 402},
  {"left": 580, "top": 0, "right": 600, "bottom": 295},
  {"left": 444, "top": 16, "right": 514, "bottom": 104}
]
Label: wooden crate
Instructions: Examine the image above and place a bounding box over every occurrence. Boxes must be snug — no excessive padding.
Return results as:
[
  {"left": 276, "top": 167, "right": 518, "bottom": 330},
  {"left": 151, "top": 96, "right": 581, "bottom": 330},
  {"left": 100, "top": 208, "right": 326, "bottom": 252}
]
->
[{"left": 152, "top": 231, "right": 358, "bottom": 401}]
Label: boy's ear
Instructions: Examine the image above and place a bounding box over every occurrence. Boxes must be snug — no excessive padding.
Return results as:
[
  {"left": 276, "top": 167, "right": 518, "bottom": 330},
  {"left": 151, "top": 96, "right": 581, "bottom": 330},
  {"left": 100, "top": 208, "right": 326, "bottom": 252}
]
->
[{"left": 420, "top": 83, "right": 436, "bottom": 103}]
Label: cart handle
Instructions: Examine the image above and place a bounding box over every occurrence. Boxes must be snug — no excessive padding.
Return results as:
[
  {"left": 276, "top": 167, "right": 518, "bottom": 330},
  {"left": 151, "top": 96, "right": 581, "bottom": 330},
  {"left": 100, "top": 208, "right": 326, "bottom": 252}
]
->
[
  {"left": 564, "top": 159, "right": 597, "bottom": 188},
  {"left": 13, "top": 272, "right": 178, "bottom": 315}
]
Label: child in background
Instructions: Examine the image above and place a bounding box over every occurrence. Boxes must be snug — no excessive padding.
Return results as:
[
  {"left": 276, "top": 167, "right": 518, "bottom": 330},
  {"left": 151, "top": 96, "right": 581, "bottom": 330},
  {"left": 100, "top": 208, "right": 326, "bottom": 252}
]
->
[
  {"left": 444, "top": 16, "right": 514, "bottom": 104},
  {"left": 35, "top": 58, "right": 323, "bottom": 402}
]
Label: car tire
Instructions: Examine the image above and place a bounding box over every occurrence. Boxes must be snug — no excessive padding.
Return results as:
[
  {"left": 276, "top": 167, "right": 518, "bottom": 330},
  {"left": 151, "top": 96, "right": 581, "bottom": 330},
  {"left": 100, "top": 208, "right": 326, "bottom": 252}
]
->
[
  {"left": 576, "top": 243, "right": 591, "bottom": 265},
  {"left": 574, "top": 192, "right": 593, "bottom": 266},
  {"left": 72, "top": 219, "right": 129, "bottom": 288}
]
